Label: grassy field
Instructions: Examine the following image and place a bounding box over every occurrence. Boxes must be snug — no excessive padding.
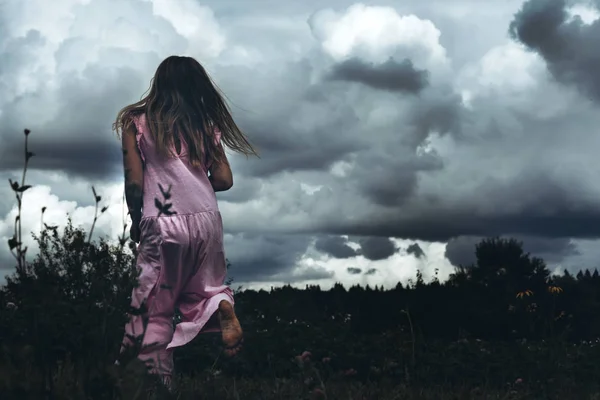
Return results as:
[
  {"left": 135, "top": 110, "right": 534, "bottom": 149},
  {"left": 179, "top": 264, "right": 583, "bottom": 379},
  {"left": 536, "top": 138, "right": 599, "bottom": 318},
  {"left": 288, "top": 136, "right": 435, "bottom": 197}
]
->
[{"left": 4, "top": 325, "right": 600, "bottom": 399}]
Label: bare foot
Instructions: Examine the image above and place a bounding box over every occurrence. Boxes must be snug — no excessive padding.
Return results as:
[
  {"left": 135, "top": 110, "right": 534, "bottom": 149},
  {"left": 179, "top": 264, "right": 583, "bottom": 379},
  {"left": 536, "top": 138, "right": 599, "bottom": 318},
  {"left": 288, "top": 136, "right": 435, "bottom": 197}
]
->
[{"left": 218, "top": 300, "right": 244, "bottom": 357}]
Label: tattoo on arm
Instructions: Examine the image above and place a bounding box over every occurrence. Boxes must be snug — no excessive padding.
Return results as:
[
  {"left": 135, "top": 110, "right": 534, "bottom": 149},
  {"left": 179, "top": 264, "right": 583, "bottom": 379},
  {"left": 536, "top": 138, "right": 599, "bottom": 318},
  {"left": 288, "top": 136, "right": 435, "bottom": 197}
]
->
[
  {"left": 124, "top": 158, "right": 143, "bottom": 222},
  {"left": 125, "top": 182, "right": 143, "bottom": 222},
  {"left": 122, "top": 133, "right": 144, "bottom": 222}
]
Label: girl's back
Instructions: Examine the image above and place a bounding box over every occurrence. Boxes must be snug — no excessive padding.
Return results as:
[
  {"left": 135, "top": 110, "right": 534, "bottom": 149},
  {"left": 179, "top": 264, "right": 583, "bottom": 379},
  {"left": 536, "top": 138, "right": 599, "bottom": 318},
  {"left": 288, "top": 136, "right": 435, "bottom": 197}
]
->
[{"left": 132, "top": 112, "right": 221, "bottom": 218}]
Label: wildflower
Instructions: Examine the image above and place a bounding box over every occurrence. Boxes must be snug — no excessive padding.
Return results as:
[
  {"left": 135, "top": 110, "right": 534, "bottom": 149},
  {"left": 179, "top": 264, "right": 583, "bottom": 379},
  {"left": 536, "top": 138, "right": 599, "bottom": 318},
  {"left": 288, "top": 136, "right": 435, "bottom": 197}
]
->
[
  {"left": 515, "top": 378, "right": 523, "bottom": 384},
  {"left": 322, "top": 357, "right": 331, "bottom": 364},
  {"left": 344, "top": 368, "right": 357, "bottom": 376},
  {"left": 295, "top": 351, "right": 312, "bottom": 367},
  {"left": 301, "top": 351, "right": 312, "bottom": 362},
  {"left": 548, "top": 285, "right": 563, "bottom": 294},
  {"left": 516, "top": 289, "right": 533, "bottom": 299},
  {"left": 6, "top": 302, "right": 16, "bottom": 310}
]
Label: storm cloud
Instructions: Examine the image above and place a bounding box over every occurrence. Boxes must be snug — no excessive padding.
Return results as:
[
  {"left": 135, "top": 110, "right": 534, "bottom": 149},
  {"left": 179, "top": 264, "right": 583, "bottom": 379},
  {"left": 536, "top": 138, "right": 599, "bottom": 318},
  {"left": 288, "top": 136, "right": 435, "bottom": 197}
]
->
[
  {"left": 315, "top": 236, "right": 358, "bottom": 259},
  {"left": 357, "top": 236, "right": 398, "bottom": 261},
  {"left": 223, "top": 233, "right": 314, "bottom": 283},
  {"left": 2, "top": 0, "right": 600, "bottom": 288},
  {"left": 327, "top": 57, "right": 429, "bottom": 93},
  {"left": 407, "top": 243, "right": 425, "bottom": 259},
  {"left": 510, "top": 0, "right": 600, "bottom": 102}
]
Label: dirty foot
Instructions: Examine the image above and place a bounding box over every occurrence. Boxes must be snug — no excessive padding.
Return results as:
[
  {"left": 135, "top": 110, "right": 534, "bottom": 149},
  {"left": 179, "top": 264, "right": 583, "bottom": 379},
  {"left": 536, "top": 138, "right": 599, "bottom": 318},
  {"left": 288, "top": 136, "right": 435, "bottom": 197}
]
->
[{"left": 218, "top": 300, "right": 244, "bottom": 357}]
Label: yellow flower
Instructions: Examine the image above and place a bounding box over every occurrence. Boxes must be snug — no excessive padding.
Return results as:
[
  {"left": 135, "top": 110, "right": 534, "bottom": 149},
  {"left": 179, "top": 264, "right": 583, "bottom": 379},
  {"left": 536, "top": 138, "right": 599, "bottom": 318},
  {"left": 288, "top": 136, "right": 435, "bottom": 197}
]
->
[
  {"left": 548, "top": 285, "right": 563, "bottom": 294},
  {"left": 516, "top": 289, "right": 534, "bottom": 299}
]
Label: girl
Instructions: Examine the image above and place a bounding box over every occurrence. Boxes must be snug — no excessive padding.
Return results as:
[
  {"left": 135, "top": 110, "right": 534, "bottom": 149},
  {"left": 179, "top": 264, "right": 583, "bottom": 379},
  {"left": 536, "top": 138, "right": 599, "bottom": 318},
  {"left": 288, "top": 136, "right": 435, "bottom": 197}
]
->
[{"left": 113, "top": 55, "right": 258, "bottom": 387}]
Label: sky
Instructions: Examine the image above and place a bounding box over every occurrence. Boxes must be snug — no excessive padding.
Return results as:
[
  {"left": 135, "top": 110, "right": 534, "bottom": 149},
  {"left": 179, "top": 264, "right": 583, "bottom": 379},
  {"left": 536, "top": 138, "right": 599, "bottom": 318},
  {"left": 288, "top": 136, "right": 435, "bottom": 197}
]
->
[{"left": 1, "top": 0, "right": 600, "bottom": 291}]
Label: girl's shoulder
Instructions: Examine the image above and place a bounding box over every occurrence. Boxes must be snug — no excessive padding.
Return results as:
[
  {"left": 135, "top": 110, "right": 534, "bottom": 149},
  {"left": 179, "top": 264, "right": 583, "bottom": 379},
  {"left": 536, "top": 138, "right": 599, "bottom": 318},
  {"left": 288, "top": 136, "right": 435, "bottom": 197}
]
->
[{"left": 128, "top": 111, "right": 147, "bottom": 134}]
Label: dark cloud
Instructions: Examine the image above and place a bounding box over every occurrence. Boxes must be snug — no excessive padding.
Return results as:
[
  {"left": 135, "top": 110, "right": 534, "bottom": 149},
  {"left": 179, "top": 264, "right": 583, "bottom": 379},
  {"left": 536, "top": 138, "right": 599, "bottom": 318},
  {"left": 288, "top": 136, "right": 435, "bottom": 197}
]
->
[
  {"left": 326, "top": 170, "right": 600, "bottom": 242},
  {"left": 235, "top": 116, "right": 363, "bottom": 178},
  {"left": 216, "top": 177, "right": 263, "bottom": 204},
  {"left": 0, "top": 25, "right": 162, "bottom": 181},
  {"left": 219, "top": 60, "right": 367, "bottom": 179},
  {"left": 347, "top": 267, "right": 362, "bottom": 275},
  {"left": 0, "top": 61, "right": 146, "bottom": 180},
  {"left": 364, "top": 268, "right": 377, "bottom": 275},
  {"left": 445, "top": 235, "right": 581, "bottom": 267},
  {"left": 356, "top": 236, "right": 398, "bottom": 261},
  {"left": 355, "top": 153, "right": 442, "bottom": 207},
  {"left": 315, "top": 236, "right": 358, "bottom": 258},
  {"left": 409, "top": 85, "right": 464, "bottom": 143},
  {"left": 218, "top": 59, "right": 459, "bottom": 187},
  {"left": 223, "top": 233, "right": 313, "bottom": 282},
  {"left": 407, "top": 243, "right": 425, "bottom": 258},
  {"left": 1, "top": 137, "right": 121, "bottom": 179},
  {"left": 509, "top": 0, "right": 600, "bottom": 102},
  {"left": 327, "top": 57, "right": 429, "bottom": 93}
]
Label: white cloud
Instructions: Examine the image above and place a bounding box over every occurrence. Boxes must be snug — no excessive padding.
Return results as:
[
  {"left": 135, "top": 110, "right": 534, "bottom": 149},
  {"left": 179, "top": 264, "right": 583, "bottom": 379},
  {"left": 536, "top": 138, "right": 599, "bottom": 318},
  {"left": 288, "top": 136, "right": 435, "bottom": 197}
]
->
[
  {"left": 0, "top": 181, "right": 128, "bottom": 275},
  {"left": 0, "top": 0, "right": 225, "bottom": 106},
  {"left": 238, "top": 238, "right": 454, "bottom": 292},
  {"left": 567, "top": 3, "right": 600, "bottom": 25},
  {"left": 455, "top": 39, "right": 587, "bottom": 120},
  {"left": 309, "top": 3, "right": 449, "bottom": 73},
  {"left": 150, "top": 0, "right": 226, "bottom": 57},
  {"left": 455, "top": 41, "right": 544, "bottom": 108}
]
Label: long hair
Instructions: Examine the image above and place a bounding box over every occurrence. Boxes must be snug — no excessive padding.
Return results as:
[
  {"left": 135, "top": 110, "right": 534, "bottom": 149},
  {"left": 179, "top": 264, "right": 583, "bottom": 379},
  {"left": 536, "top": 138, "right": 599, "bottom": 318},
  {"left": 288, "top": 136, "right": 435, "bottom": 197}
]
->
[{"left": 113, "top": 55, "right": 258, "bottom": 167}]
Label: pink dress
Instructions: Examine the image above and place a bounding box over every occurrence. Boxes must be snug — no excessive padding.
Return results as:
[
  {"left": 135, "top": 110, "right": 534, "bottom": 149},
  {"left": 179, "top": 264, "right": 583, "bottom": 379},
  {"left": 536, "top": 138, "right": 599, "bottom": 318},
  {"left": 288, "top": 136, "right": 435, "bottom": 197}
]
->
[{"left": 119, "top": 113, "right": 234, "bottom": 382}]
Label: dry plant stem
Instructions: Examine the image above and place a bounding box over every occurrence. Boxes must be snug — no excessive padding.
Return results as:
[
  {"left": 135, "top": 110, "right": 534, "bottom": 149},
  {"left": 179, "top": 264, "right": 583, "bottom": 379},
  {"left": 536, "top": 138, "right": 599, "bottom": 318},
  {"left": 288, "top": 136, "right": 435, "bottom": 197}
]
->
[
  {"left": 8, "top": 129, "right": 33, "bottom": 270},
  {"left": 88, "top": 185, "right": 108, "bottom": 245},
  {"left": 7, "top": 129, "right": 53, "bottom": 394},
  {"left": 403, "top": 309, "right": 416, "bottom": 368},
  {"left": 17, "top": 133, "right": 28, "bottom": 264}
]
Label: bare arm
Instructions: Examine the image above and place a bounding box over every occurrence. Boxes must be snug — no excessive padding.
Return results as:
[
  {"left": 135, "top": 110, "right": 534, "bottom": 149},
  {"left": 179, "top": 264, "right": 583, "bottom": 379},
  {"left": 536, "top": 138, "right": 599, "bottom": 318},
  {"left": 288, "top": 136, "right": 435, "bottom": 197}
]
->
[
  {"left": 209, "top": 146, "right": 233, "bottom": 192},
  {"left": 122, "top": 122, "right": 144, "bottom": 224}
]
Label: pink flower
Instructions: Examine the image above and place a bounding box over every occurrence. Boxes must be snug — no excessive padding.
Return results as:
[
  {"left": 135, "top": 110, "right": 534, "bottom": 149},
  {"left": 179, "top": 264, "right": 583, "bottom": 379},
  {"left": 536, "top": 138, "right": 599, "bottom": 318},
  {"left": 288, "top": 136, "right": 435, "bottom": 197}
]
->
[
  {"left": 515, "top": 378, "right": 523, "bottom": 384},
  {"left": 344, "top": 368, "right": 357, "bottom": 376},
  {"left": 322, "top": 357, "right": 331, "bottom": 363},
  {"left": 295, "top": 351, "right": 313, "bottom": 367},
  {"left": 312, "top": 388, "right": 326, "bottom": 399}
]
